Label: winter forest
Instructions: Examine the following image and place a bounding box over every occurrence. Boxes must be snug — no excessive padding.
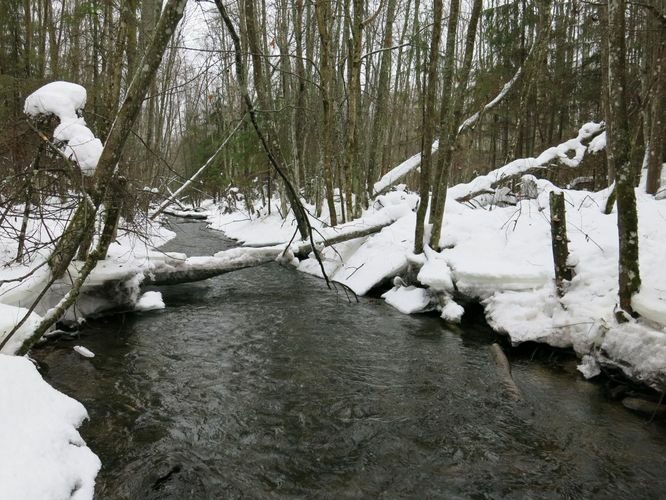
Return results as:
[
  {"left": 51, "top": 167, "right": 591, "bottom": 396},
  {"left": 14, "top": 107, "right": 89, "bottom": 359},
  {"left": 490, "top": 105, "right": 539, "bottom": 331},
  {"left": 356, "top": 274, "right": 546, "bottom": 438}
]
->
[{"left": 0, "top": 0, "right": 665, "bottom": 498}]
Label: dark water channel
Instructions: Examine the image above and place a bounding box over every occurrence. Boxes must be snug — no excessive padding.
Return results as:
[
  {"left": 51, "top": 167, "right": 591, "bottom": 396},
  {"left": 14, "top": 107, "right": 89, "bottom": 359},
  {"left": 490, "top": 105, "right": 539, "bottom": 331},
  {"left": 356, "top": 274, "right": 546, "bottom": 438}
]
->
[{"left": 34, "top": 221, "right": 666, "bottom": 499}]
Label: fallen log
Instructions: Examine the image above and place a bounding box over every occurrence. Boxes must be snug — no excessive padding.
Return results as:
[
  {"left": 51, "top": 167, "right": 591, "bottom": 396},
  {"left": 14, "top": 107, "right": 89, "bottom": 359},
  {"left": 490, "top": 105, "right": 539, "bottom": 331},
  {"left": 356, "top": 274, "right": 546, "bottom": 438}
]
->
[
  {"left": 161, "top": 208, "right": 208, "bottom": 220},
  {"left": 145, "top": 247, "right": 284, "bottom": 286},
  {"left": 292, "top": 219, "right": 396, "bottom": 258},
  {"left": 489, "top": 343, "right": 522, "bottom": 401},
  {"left": 243, "top": 217, "right": 399, "bottom": 256},
  {"left": 453, "top": 123, "right": 605, "bottom": 204}
]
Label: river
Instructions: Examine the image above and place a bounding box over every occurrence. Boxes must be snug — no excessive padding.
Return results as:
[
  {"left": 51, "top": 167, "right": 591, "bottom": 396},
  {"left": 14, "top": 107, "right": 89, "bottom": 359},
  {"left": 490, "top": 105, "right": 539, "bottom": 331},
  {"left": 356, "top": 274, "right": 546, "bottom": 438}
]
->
[{"left": 34, "top": 220, "right": 666, "bottom": 499}]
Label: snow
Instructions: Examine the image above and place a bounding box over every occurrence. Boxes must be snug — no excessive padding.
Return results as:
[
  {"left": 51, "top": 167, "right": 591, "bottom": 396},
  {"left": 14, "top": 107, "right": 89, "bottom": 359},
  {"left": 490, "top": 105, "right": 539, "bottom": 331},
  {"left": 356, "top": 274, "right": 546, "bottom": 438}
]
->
[
  {"left": 441, "top": 299, "right": 465, "bottom": 323},
  {"left": 417, "top": 246, "right": 454, "bottom": 292},
  {"left": 588, "top": 131, "right": 607, "bottom": 154},
  {"left": 24, "top": 81, "right": 87, "bottom": 121},
  {"left": 0, "top": 304, "right": 43, "bottom": 355},
  {"left": 597, "top": 323, "right": 666, "bottom": 389},
  {"left": 24, "top": 81, "right": 102, "bottom": 175},
  {"left": 382, "top": 285, "right": 431, "bottom": 314},
  {"left": 136, "top": 291, "right": 166, "bottom": 311},
  {"left": 577, "top": 354, "right": 601, "bottom": 379},
  {"left": 73, "top": 345, "right": 95, "bottom": 358},
  {"left": 0, "top": 354, "right": 100, "bottom": 500},
  {"left": 450, "top": 122, "right": 604, "bottom": 201},
  {"left": 372, "top": 141, "right": 439, "bottom": 195}
]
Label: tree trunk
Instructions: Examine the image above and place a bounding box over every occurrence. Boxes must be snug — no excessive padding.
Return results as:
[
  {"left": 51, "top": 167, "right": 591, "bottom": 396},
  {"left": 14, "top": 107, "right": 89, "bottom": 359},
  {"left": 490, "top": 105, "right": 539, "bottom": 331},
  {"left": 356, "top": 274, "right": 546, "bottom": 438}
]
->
[
  {"left": 316, "top": 0, "right": 339, "bottom": 226},
  {"left": 413, "top": 0, "right": 443, "bottom": 254},
  {"left": 646, "top": 21, "right": 665, "bottom": 195},
  {"left": 606, "top": 0, "right": 641, "bottom": 316},
  {"left": 428, "top": 0, "right": 483, "bottom": 250},
  {"left": 366, "top": 0, "right": 398, "bottom": 205}
]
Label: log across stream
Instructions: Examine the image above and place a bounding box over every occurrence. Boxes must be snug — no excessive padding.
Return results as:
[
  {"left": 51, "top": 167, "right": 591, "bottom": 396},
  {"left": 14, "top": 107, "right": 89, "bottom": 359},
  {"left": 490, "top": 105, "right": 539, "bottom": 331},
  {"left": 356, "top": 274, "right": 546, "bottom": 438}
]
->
[{"left": 33, "top": 220, "right": 666, "bottom": 498}]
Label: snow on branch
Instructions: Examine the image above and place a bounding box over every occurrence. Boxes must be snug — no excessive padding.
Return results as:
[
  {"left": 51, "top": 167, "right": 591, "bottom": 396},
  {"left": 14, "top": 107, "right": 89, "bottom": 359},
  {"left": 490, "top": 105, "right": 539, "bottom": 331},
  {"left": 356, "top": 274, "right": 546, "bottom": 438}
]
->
[
  {"left": 372, "top": 141, "right": 439, "bottom": 196},
  {"left": 24, "top": 81, "right": 102, "bottom": 175},
  {"left": 151, "top": 115, "right": 246, "bottom": 219},
  {"left": 457, "top": 67, "right": 523, "bottom": 135}
]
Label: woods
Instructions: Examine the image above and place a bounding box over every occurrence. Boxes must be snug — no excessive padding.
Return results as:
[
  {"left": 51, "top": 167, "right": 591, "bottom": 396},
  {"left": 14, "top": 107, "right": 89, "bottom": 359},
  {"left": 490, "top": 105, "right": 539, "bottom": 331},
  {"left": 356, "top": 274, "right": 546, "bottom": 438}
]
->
[
  {"left": 0, "top": 1, "right": 664, "bottom": 351},
  {"left": 1, "top": 2, "right": 666, "bottom": 498}
]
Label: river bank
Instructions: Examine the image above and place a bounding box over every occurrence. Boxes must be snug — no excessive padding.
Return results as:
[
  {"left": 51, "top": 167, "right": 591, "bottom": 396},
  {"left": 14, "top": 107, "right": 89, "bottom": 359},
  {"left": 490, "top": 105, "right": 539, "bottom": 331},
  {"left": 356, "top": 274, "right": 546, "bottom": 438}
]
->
[{"left": 204, "top": 183, "right": 666, "bottom": 394}]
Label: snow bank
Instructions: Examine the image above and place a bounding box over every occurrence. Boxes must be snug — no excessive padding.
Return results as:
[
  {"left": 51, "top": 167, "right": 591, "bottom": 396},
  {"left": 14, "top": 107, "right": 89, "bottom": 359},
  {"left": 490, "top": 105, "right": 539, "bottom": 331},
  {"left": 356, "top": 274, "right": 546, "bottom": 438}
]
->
[
  {"left": 0, "top": 204, "right": 176, "bottom": 347},
  {"left": 596, "top": 323, "right": 666, "bottom": 388},
  {"left": 0, "top": 304, "right": 43, "bottom": 355},
  {"left": 0, "top": 355, "right": 100, "bottom": 500},
  {"left": 24, "top": 81, "right": 102, "bottom": 175}
]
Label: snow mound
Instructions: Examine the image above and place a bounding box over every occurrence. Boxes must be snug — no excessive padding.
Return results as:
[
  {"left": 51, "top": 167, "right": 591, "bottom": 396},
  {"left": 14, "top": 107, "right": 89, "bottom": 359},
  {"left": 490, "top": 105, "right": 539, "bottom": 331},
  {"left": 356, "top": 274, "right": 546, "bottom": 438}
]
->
[
  {"left": 597, "top": 323, "right": 666, "bottom": 391},
  {"left": 441, "top": 300, "right": 465, "bottom": 323},
  {"left": 0, "top": 354, "right": 100, "bottom": 500},
  {"left": 382, "top": 285, "right": 431, "bottom": 314},
  {"left": 136, "top": 291, "right": 165, "bottom": 311}
]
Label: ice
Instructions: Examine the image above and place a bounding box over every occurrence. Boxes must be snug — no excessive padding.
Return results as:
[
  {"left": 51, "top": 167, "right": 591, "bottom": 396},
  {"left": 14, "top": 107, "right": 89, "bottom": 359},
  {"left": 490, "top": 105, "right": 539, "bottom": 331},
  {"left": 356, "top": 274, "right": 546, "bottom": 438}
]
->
[
  {"left": 382, "top": 285, "right": 431, "bottom": 314},
  {"left": 73, "top": 345, "right": 95, "bottom": 358},
  {"left": 136, "top": 291, "right": 166, "bottom": 311}
]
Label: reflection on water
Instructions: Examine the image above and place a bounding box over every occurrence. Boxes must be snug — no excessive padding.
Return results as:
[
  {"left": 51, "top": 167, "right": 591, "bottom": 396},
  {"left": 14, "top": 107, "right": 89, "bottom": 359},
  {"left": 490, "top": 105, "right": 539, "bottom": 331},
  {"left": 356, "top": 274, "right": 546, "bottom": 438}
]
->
[{"left": 34, "top": 221, "right": 666, "bottom": 499}]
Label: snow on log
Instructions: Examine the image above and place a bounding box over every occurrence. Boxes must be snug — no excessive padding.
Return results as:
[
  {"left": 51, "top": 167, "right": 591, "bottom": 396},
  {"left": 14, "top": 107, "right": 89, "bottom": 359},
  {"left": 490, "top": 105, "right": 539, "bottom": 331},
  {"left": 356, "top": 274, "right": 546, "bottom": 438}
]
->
[
  {"left": 144, "top": 247, "right": 284, "bottom": 286},
  {"left": 161, "top": 208, "right": 208, "bottom": 219},
  {"left": 292, "top": 218, "right": 397, "bottom": 258},
  {"left": 451, "top": 122, "right": 605, "bottom": 203},
  {"left": 372, "top": 141, "right": 439, "bottom": 196}
]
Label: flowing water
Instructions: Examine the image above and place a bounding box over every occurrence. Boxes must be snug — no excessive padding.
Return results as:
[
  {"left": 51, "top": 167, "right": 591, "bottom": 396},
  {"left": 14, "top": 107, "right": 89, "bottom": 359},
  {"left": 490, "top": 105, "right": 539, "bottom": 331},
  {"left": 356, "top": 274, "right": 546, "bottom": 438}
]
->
[{"left": 34, "top": 221, "right": 666, "bottom": 499}]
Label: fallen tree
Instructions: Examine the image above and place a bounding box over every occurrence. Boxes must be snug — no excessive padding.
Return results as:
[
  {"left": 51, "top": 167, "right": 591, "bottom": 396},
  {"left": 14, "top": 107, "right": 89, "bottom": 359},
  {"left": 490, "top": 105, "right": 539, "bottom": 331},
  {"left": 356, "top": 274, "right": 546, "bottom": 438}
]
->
[
  {"left": 145, "top": 247, "right": 285, "bottom": 286},
  {"left": 451, "top": 123, "right": 605, "bottom": 204}
]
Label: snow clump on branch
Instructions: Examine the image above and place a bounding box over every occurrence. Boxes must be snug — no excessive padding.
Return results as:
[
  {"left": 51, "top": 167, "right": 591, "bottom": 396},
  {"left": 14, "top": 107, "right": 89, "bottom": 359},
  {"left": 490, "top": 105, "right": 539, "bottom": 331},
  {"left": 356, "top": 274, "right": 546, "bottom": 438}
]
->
[{"left": 24, "top": 81, "right": 103, "bottom": 175}]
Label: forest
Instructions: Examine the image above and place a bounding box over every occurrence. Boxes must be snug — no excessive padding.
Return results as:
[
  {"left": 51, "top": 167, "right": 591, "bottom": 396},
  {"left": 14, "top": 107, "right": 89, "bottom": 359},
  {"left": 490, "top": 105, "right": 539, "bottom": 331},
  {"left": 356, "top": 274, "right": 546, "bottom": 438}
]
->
[{"left": 0, "top": 0, "right": 665, "bottom": 498}]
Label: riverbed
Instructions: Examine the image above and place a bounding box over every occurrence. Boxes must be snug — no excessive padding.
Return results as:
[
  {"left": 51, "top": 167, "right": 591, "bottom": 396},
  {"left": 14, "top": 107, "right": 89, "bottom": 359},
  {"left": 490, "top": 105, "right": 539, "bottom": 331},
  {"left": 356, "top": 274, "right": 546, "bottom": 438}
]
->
[{"left": 34, "top": 220, "right": 666, "bottom": 499}]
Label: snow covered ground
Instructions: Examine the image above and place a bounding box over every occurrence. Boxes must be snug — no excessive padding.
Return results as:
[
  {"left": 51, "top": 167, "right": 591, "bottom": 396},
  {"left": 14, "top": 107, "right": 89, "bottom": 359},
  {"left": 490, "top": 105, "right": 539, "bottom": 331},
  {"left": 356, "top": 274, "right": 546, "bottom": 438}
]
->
[
  {"left": 0, "top": 354, "right": 100, "bottom": 500},
  {"left": 206, "top": 175, "right": 666, "bottom": 392}
]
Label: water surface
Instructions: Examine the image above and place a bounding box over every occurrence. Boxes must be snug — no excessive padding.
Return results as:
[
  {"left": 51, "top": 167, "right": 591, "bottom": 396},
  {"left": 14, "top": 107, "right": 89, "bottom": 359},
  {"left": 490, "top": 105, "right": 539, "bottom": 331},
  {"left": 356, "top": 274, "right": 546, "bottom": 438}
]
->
[{"left": 35, "top": 220, "right": 666, "bottom": 499}]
